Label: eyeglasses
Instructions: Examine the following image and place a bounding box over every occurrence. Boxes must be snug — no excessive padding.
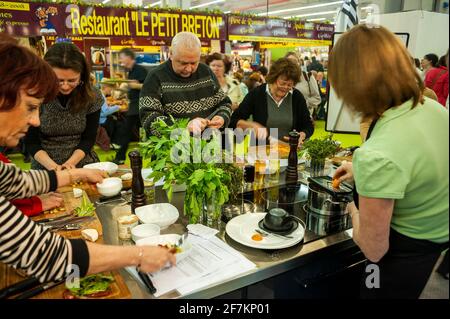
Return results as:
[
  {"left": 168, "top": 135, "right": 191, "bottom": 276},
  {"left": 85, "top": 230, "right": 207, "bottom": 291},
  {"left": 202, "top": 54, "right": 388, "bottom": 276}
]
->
[
  {"left": 276, "top": 79, "right": 294, "bottom": 90},
  {"left": 58, "top": 79, "right": 83, "bottom": 87}
]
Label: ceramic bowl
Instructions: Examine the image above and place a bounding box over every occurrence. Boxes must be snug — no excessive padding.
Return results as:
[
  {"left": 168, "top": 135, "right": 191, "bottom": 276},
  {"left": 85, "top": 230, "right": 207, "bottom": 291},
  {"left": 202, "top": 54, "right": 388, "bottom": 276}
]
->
[
  {"left": 83, "top": 162, "right": 119, "bottom": 175},
  {"left": 96, "top": 177, "right": 122, "bottom": 197},
  {"left": 135, "top": 203, "right": 179, "bottom": 229}
]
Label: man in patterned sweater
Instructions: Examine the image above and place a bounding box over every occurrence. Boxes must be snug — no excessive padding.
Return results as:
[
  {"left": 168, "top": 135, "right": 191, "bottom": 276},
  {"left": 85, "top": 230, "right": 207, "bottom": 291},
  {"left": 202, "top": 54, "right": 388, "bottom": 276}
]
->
[{"left": 139, "top": 32, "right": 232, "bottom": 136}]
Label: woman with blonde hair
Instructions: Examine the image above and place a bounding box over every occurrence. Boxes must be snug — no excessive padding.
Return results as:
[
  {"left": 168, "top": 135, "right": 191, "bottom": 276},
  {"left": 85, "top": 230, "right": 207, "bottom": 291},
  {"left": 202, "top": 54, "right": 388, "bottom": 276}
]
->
[{"left": 330, "top": 25, "right": 448, "bottom": 298}]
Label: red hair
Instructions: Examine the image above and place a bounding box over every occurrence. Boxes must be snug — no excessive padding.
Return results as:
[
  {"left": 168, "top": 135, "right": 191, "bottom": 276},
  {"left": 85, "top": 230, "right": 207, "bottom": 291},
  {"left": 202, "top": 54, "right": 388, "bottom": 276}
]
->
[{"left": 0, "top": 34, "right": 58, "bottom": 111}]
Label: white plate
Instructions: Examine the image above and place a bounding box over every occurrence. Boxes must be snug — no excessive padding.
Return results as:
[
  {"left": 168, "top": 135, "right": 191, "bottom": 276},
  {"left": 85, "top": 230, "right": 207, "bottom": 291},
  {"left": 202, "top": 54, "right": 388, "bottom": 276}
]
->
[
  {"left": 135, "top": 234, "right": 192, "bottom": 262},
  {"left": 225, "top": 212, "right": 305, "bottom": 250}
]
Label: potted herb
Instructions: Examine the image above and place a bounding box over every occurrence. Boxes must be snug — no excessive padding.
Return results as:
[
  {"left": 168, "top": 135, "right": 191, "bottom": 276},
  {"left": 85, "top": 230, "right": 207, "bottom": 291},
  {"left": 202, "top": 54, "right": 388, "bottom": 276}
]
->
[
  {"left": 299, "top": 134, "right": 340, "bottom": 176},
  {"left": 140, "top": 117, "right": 241, "bottom": 225}
]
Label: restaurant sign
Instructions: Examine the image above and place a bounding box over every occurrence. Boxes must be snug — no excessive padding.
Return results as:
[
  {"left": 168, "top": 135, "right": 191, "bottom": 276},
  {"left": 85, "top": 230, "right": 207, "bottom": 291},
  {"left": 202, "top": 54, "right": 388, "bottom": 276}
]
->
[
  {"left": 228, "top": 15, "right": 334, "bottom": 45},
  {"left": 0, "top": 1, "right": 226, "bottom": 41}
]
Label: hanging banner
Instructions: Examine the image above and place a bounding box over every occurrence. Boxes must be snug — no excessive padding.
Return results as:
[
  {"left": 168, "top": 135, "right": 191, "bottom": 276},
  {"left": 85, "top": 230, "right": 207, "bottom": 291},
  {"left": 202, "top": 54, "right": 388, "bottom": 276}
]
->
[
  {"left": 228, "top": 15, "right": 334, "bottom": 45},
  {"left": 0, "top": 1, "right": 226, "bottom": 41}
]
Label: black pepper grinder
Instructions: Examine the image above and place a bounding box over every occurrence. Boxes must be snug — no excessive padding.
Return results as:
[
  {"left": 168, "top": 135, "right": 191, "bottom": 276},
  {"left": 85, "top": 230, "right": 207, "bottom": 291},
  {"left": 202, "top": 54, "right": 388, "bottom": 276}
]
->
[
  {"left": 285, "top": 130, "right": 300, "bottom": 183},
  {"left": 129, "top": 150, "right": 146, "bottom": 212}
]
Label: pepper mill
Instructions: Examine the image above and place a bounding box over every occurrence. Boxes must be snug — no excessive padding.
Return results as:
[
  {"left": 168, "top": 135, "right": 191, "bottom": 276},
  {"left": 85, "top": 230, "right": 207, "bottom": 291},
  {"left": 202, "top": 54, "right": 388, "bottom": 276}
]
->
[
  {"left": 285, "top": 130, "right": 300, "bottom": 183},
  {"left": 129, "top": 150, "right": 147, "bottom": 212}
]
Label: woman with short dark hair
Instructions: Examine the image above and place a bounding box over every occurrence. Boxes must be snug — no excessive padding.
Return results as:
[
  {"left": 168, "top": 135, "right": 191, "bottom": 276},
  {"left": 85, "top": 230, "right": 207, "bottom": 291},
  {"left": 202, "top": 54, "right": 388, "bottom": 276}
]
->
[
  {"left": 25, "top": 42, "right": 103, "bottom": 171},
  {"left": 230, "top": 58, "right": 313, "bottom": 144}
]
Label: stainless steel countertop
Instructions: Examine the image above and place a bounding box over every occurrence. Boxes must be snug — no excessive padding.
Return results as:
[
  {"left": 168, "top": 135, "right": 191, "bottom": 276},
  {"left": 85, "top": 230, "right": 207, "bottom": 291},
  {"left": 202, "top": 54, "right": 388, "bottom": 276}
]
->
[{"left": 94, "top": 166, "right": 355, "bottom": 299}]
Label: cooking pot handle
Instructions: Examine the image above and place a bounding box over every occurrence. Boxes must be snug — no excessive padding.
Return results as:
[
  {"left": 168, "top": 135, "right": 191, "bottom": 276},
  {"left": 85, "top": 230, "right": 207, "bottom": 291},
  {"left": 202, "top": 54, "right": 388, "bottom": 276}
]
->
[
  {"left": 288, "top": 215, "right": 306, "bottom": 230},
  {"left": 324, "top": 198, "right": 345, "bottom": 205}
]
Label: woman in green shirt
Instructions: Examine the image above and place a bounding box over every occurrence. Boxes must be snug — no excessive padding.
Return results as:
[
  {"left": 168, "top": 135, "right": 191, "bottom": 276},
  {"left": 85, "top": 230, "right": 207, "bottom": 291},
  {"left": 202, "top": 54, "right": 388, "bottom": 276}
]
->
[{"left": 330, "top": 25, "right": 448, "bottom": 298}]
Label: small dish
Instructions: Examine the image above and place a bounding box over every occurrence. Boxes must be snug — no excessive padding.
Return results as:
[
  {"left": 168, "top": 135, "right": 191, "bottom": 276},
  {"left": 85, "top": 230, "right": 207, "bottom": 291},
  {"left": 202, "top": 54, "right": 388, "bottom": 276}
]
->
[
  {"left": 135, "top": 203, "right": 179, "bottom": 229},
  {"left": 96, "top": 177, "right": 122, "bottom": 197},
  {"left": 131, "top": 223, "right": 161, "bottom": 242}
]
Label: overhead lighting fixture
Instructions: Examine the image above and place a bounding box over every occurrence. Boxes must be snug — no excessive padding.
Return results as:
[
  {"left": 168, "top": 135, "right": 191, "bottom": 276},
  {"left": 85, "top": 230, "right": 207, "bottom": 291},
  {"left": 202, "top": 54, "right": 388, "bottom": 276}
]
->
[
  {"left": 102, "top": 0, "right": 111, "bottom": 4},
  {"left": 224, "top": 11, "right": 231, "bottom": 14},
  {"left": 191, "top": 0, "right": 225, "bottom": 9},
  {"left": 150, "top": 1, "right": 161, "bottom": 7},
  {"left": 257, "top": 1, "right": 343, "bottom": 16},
  {"left": 293, "top": 10, "right": 337, "bottom": 18},
  {"left": 307, "top": 18, "right": 326, "bottom": 22}
]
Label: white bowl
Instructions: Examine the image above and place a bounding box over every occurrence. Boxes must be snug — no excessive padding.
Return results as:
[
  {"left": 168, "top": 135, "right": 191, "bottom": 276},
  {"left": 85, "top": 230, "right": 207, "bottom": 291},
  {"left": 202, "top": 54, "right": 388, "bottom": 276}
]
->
[
  {"left": 135, "top": 234, "right": 192, "bottom": 262},
  {"left": 131, "top": 223, "right": 161, "bottom": 242},
  {"left": 84, "top": 162, "right": 119, "bottom": 175},
  {"left": 135, "top": 203, "right": 179, "bottom": 229},
  {"left": 96, "top": 177, "right": 122, "bottom": 197}
]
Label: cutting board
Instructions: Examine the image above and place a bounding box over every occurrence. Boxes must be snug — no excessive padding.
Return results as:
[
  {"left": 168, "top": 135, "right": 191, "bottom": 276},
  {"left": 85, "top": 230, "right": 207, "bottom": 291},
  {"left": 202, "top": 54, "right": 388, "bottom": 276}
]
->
[{"left": 33, "top": 190, "right": 103, "bottom": 238}]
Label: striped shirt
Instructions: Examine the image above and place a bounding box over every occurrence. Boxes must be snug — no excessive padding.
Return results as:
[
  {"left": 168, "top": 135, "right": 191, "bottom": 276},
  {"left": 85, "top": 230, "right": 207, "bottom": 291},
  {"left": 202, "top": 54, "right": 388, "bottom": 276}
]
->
[
  {"left": 139, "top": 60, "right": 232, "bottom": 136},
  {"left": 0, "top": 161, "right": 89, "bottom": 283}
]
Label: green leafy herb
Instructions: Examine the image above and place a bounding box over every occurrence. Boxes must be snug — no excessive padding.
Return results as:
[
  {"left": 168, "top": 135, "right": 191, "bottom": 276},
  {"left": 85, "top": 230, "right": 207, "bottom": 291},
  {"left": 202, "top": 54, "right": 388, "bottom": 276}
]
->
[
  {"left": 140, "top": 117, "right": 242, "bottom": 224},
  {"left": 68, "top": 274, "right": 114, "bottom": 297},
  {"left": 299, "top": 134, "right": 340, "bottom": 162},
  {"left": 73, "top": 192, "right": 95, "bottom": 217}
]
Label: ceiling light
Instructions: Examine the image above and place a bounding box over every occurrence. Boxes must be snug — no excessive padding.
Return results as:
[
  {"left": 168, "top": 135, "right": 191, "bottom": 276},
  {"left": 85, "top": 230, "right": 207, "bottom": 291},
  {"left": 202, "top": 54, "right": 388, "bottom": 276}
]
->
[
  {"left": 307, "top": 18, "right": 326, "bottom": 22},
  {"left": 102, "top": 0, "right": 111, "bottom": 4},
  {"left": 150, "top": 1, "right": 161, "bottom": 7},
  {"left": 293, "top": 10, "right": 337, "bottom": 18},
  {"left": 191, "top": 0, "right": 225, "bottom": 9},
  {"left": 257, "top": 1, "right": 343, "bottom": 16}
]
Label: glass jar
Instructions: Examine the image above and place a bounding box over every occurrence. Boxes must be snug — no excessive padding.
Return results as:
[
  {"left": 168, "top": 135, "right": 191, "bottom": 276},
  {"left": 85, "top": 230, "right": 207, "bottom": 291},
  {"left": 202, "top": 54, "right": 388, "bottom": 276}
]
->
[
  {"left": 144, "top": 179, "right": 155, "bottom": 204},
  {"left": 117, "top": 214, "right": 139, "bottom": 240}
]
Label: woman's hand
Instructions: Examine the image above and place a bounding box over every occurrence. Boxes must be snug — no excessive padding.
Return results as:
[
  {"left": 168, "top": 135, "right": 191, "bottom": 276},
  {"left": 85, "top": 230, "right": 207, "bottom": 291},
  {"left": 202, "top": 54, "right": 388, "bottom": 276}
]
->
[
  {"left": 333, "top": 160, "right": 354, "bottom": 183},
  {"left": 38, "top": 192, "right": 64, "bottom": 211},
  {"left": 283, "top": 131, "right": 307, "bottom": 147},
  {"left": 61, "top": 162, "right": 76, "bottom": 170},
  {"left": 138, "top": 246, "right": 176, "bottom": 273}
]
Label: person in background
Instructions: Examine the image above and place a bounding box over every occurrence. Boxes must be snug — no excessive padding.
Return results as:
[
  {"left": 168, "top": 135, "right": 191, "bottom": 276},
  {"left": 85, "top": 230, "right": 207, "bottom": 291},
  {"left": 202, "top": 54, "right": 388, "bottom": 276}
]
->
[
  {"left": 307, "top": 56, "right": 324, "bottom": 73},
  {"left": 205, "top": 52, "right": 244, "bottom": 112},
  {"left": 0, "top": 34, "right": 176, "bottom": 285},
  {"left": 113, "top": 48, "right": 148, "bottom": 165},
  {"left": 285, "top": 51, "right": 321, "bottom": 117},
  {"left": 414, "top": 57, "right": 424, "bottom": 79},
  {"left": 139, "top": 32, "right": 231, "bottom": 136},
  {"left": 233, "top": 70, "right": 249, "bottom": 97},
  {"left": 95, "top": 81, "right": 121, "bottom": 152},
  {"left": 230, "top": 57, "right": 314, "bottom": 145},
  {"left": 421, "top": 53, "right": 439, "bottom": 77},
  {"left": 256, "top": 66, "right": 268, "bottom": 84},
  {"left": 424, "top": 51, "right": 449, "bottom": 107},
  {"left": 329, "top": 25, "right": 448, "bottom": 299},
  {"left": 243, "top": 72, "right": 263, "bottom": 92},
  {"left": 25, "top": 42, "right": 103, "bottom": 171}
]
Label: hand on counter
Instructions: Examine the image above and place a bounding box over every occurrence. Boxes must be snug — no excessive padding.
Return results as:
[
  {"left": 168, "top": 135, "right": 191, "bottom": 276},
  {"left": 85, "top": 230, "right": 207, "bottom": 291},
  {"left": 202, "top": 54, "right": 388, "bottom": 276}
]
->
[
  {"left": 38, "top": 192, "right": 64, "bottom": 211},
  {"left": 137, "top": 246, "right": 177, "bottom": 273}
]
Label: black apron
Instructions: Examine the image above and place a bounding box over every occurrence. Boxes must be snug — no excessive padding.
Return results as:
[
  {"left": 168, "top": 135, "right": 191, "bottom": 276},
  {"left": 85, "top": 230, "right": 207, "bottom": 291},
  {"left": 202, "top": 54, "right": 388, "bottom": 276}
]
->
[{"left": 356, "top": 119, "right": 448, "bottom": 299}]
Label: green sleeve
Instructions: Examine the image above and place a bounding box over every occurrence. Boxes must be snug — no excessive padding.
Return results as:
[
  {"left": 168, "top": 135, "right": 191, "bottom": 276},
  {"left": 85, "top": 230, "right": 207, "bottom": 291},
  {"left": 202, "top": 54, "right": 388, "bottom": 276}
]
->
[{"left": 353, "top": 148, "right": 410, "bottom": 199}]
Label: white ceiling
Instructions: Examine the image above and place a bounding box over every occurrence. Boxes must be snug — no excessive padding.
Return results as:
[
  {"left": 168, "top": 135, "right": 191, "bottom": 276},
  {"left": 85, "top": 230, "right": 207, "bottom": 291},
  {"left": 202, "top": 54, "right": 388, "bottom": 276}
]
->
[{"left": 94, "top": 0, "right": 375, "bottom": 22}]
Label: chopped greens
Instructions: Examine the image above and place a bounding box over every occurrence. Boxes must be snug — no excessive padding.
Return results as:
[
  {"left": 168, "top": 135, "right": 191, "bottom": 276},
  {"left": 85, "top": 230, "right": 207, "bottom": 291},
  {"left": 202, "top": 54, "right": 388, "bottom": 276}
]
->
[
  {"left": 73, "top": 192, "right": 95, "bottom": 217},
  {"left": 68, "top": 274, "right": 114, "bottom": 297}
]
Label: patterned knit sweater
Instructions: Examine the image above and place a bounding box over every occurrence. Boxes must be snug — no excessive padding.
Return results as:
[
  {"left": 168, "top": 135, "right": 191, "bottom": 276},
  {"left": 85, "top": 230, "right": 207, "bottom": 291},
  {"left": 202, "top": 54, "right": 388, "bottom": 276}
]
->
[{"left": 139, "top": 60, "right": 232, "bottom": 136}]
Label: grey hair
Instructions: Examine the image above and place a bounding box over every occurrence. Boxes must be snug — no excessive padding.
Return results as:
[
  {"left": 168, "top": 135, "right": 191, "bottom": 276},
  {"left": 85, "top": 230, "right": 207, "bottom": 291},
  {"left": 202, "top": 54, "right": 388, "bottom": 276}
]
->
[{"left": 170, "top": 32, "right": 201, "bottom": 56}]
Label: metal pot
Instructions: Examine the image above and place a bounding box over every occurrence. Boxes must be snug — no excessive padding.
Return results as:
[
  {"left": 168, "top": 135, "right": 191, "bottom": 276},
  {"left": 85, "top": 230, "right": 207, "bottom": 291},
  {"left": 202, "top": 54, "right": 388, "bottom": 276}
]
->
[
  {"left": 305, "top": 205, "right": 351, "bottom": 236},
  {"left": 307, "top": 176, "right": 353, "bottom": 216}
]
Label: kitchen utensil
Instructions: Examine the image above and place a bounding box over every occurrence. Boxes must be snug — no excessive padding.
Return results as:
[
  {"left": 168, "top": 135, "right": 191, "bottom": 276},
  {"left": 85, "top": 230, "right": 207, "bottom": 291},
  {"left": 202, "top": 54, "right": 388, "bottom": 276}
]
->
[
  {"left": 14, "top": 280, "right": 65, "bottom": 299},
  {"left": 177, "top": 232, "right": 188, "bottom": 247},
  {"left": 41, "top": 216, "right": 95, "bottom": 228},
  {"left": 49, "top": 223, "right": 82, "bottom": 231},
  {"left": 262, "top": 208, "right": 301, "bottom": 233},
  {"left": 307, "top": 176, "right": 353, "bottom": 216},
  {"left": 0, "top": 277, "right": 40, "bottom": 299},
  {"left": 255, "top": 228, "right": 293, "bottom": 239},
  {"left": 36, "top": 212, "right": 75, "bottom": 224},
  {"left": 136, "top": 270, "right": 157, "bottom": 294}
]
